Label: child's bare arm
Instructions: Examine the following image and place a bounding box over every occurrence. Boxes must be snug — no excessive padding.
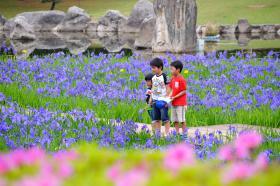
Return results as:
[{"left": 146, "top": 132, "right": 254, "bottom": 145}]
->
[
  {"left": 171, "top": 90, "right": 186, "bottom": 100},
  {"left": 166, "top": 85, "right": 172, "bottom": 97}
]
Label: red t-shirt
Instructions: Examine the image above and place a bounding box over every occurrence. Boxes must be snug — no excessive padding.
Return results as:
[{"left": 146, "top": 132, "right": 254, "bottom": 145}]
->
[{"left": 169, "top": 75, "right": 187, "bottom": 106}]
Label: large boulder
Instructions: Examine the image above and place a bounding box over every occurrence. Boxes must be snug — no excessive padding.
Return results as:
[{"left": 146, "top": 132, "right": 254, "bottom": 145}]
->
[
  {"left": 219, "top": 25, "right": 236, "bottom": 34},
  {"left": 121, "top": 0, "right": 155, "bottom": 33},
  {"left": 4, "top": 11, "right": 65, "bottom": 32},
  {"left": 250, "top": 25, "right": 262, "bottom": 33},
  {"left": 97, "top": 10, "right": 127, "bottom": 32},
  {"left": 9, "top": 16, "right": 36, "bottom": 40},
  {"left": 261, "top": 25, "right": 276, "bottom": 33},
  {"left": 98, "top": 32, "right": 124, "bottom": 52},
  {"left": 152, "top": 0, "right": 197, "bottom": 53},
  {"left": 236, "top": 19, "right": 251, "bottom": 33},
  {"left": 134, "top": 17, "right": 155, "bottom": 48},
  {"left": 86, "top": 21, "right": 98, "bottom": 32},
  {"left": 277, "top": 25, "right": 280, "bottom": 36},
  {"left": 0, "top": 15, "right": 6, "bottom": 30},
  {"left": 55, "top": 6, "right": 91, "bottom": 32}
]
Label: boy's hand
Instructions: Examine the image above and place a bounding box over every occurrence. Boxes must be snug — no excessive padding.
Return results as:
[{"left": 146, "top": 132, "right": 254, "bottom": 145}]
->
[{"left": 146, "top": 90, "right": 152, "bottom": 95}]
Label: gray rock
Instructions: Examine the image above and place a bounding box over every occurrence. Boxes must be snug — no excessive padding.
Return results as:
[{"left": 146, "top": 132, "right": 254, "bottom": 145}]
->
[
  {"left": 251, "top": 32, "right": 261, "bottom": 39},
  {"left": 35, "top": 32, "right": 66, "bottom": 49},
  {"left": 135, "top": 17, "right": 155, "bottom": 48},
  {"left": 10, "top": 39, "right": 36, "bottom": 59},
  {"left": 55, "top": 32, "right": 91, "bottom": 54},
  {"left": 122, "top": 0, "right": 155, "bottom": 33},
  {"left": 152, "top": 0, "right": 197, "bottom": 53},
  {"left": 3, "top": 19, "right": 16, "bottom": 32},
  {"left": 119, "top": 32, "right": 137, "bottom": 49},
  {"left": 86, "top": 21, "right": 98, "bottom": 32},
  {"left": 275, "top": 24, "right": 280, "bottom": 31},
  {"left": 251, "top": 25, "right": 262, "bottom": 33},
  {"left": 5, "top": 11, "right": 65, "bottom": 32},
  {"left": 9, "top": 16, "right": 36, "bottom": 40},
  {"left": 219, "top": 25, "right": 236, "bottom": 34},
  {"left": 261, "top": 25, "right": 276, "bottom": 33},
  {"left": 55, "top": 6, "right": 91, "bottom": 32},
  {"left": 97, "top": 10, "right": 127, "bottom": 32},
  {"left": 236, "top": 19, "right": 250, "bottom": 33},
  {"left": 219, "top": 33, "right": 236, "bottom": 40},
  {"left": 98, "top": 32, "right": 124, "bottom": 52},
  {"left": 236, "top": 33, "right": 250, "bottom": 46},
  {"left": 262, "top": 33, "right": 275, "bottom": 40},
  {"left": 0, "top": 15, "right": 6, "bottom": 30}
]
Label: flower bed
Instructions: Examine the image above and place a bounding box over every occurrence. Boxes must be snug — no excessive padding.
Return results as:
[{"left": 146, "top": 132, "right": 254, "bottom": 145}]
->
[
  {"left": 0, "top": 48, "right": 279, "bottom": 126},
  {"left": 1, "top": 132, "right": 279, "bottom": 186}
]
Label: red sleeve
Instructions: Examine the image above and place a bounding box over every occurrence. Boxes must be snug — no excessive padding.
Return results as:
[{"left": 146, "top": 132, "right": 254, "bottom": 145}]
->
[
  {"left": 180, "top": 78, "right": 187, "bottom": 90},
  {"left": 169, "top": 78, "right": 173, "bottom": 88}
]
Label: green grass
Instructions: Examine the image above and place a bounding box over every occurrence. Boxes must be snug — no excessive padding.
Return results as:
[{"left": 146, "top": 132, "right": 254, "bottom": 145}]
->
[
  {"left": 0, "top": 80, "right": 279, "bottom": 128},
  {"left": 0, "top": 54, "right": 279, "bottom": 128},
  {"left": 0, "top": 0, "right": 280, "bottom": 24}
]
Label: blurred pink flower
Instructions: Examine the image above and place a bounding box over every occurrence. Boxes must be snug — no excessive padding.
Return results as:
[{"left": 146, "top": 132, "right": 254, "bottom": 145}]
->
[
  {"left": 223, "top": 162, "right": 256, "bottom": 184},
  {"left": 255, "top": 152, "right": 269, "bottom": 171},
  {"left": 107, "top": 162, "right": 122, "bottom": 181},
  {"left": 0, "top": 147, "right": 45, "bottom": 174},
  {"left": 164, "top": 143, "right": 195, "bottom": 173},
  {"left": 0, "top": 155, "right": 9, "bottom": 173},
  {"left": 235, "top": 131, "right": 262, "bottom": 159},
  {"left": 107, "top": 163, "right": 149, "bottom": 186},
  {"left": 218, "top": 144, "right": 234, "bottom": 161},
  {"left": 0, "top": 179, "right": 6, "bottom": 186},
  {"left": 116, "top": 167, "right": 149, "bottom": 186},
  {"left": 15, "top": 174, "right": 61, "bottom": 186},
  {"left": 54, "top": 150, "right": 78, "bottom": 161},
  {"left": 235, "top": 131, "right": 262, "bottom": 149},
  {"left": 57, "top": 161, "right": 74, "bottom": 178}
]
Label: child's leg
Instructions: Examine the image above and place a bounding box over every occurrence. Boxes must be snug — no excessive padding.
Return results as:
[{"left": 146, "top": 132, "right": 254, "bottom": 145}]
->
[
  {"left": 148, "top": 109, "right": 157, "bottom": 131},
  {"left": 158, "top": 121, "right": 162, "bottom": 132},
  {"left": 174, "top": 122, "right": 180, "bottom": 134},
  {"left": 152, "top": 103, "right": 161, "bottom": 133},
  {"left": 164, "top": 121, "right": 170, "bottom": 135},
  {"left": 180, "top": 106, "right": 187, "bottom": 133},
  {"left": 161, "top": 106, "right": 170, "bottom": 135},
  {"left": 171, "top": 106, "right": 180, "bottom": 134},
  {"left": 181, "top": 122, "right": 186, "bottom": 132}
]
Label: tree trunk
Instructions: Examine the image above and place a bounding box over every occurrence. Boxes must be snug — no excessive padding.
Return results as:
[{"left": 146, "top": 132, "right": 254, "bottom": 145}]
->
[
  {"left": 152, "top": 0, "right": 197, "bottom": 53},
  {"left": 50, "top": 2, "right": 56, "bottom": 10}
]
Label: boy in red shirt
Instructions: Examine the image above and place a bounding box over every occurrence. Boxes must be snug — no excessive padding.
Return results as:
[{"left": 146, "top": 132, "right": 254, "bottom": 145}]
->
[{"left": 169, "top": 60, "right": 187, "bottom": 134}]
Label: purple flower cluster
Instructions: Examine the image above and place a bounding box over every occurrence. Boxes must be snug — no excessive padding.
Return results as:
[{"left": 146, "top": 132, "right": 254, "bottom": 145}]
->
[
  {"left": 0, "top": 51, "right": 279, "bottom": 112},
  {"left": 1, "top": 92, "right": 272, "bottom": 159}
]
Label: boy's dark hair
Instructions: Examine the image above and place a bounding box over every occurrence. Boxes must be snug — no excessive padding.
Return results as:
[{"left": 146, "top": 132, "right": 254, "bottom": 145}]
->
[
  {"left": 150, "top": 58, "right": 163, "bottom": 70},
  {"left": 145, "top": 73, "right": 154, "bottom": 81},
  {"left": 170, "top": 60, "right": 183, "bottom": 72}
]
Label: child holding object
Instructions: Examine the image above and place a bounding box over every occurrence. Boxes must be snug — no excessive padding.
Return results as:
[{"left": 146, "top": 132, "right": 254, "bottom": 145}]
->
[
  {"left": 149, "top": 58, "right": 170, "bottom": 134},
  {"left": 169, "top": 60, "right": 187, "bottom": 134},
  {"left": 144, "top": 73, "right": 155, "bottom": 127}
]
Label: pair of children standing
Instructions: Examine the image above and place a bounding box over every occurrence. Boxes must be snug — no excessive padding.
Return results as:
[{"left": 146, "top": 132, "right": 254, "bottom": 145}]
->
[{"left": 145, "top": 58, "right": 187, "bottom": 135}]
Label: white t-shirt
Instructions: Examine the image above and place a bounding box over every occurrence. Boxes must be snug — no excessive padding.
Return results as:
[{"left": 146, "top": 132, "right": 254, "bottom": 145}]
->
[{"left": 151, "top": 73, "right": 169, "bottom": 100}]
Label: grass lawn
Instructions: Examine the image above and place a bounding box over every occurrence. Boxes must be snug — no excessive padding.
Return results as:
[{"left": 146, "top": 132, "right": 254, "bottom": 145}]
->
[{"left": 0, "top": 0, "right": 279, "bottom": 24}]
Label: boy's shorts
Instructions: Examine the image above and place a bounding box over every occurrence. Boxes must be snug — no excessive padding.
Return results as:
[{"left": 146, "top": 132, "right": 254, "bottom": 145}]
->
[
  {"left": 147, "top": 109, "right": 156, "bottom": 124},
  {"left": 171, "top": 106, "right": 186, "bottom": 123},
  {"left": 152, "top": 101, "right": 169, "bottom": 123}
]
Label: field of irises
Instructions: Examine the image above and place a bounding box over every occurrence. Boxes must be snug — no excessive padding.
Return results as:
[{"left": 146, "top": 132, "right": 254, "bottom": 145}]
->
[
  {"left": 0, "top": 46, "right": 279, "bottom": 127},
  {"left": 0, "top": 44, "right": 279, "bottom": 185}
]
